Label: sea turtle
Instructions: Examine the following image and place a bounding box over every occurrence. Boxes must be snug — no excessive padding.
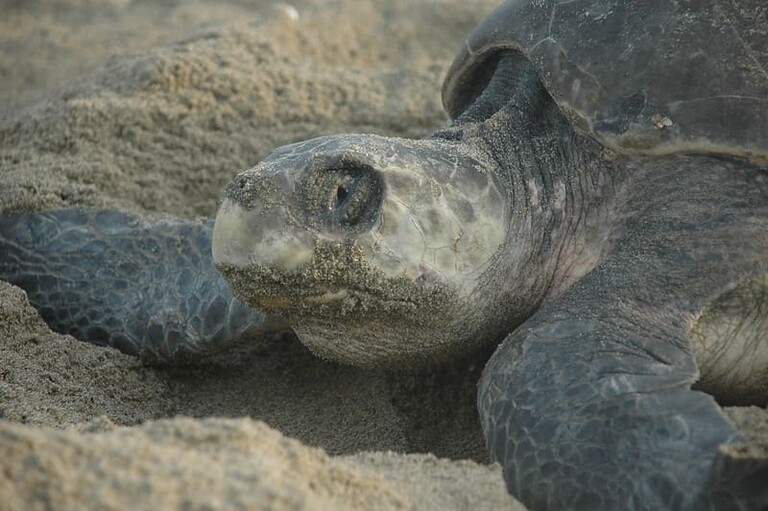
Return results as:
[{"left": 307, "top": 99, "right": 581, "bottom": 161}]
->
[{"left": 1, "top": 0, "right": 767, "bottom": 509}]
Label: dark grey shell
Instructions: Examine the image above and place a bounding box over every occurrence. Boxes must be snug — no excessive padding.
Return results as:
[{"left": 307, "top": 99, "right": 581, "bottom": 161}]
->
[{"left": 443, "top": 0, "right": 768, "bottom": 160}]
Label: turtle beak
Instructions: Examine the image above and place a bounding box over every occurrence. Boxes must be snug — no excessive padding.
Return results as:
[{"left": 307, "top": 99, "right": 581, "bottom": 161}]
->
[
  {"left": 211, "top": 199, "right": 248, "bottom": 267},
  {"left": 212, "top": 198, "right": 314, "bottom": 270},
  {"left": 211, "top": 199, "right": 249, "bottom": 265}
]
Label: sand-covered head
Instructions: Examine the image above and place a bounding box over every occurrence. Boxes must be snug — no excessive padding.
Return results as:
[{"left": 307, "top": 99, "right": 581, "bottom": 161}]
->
[{"left": 213, "top": 132, "right": 511, "bottom": 367}]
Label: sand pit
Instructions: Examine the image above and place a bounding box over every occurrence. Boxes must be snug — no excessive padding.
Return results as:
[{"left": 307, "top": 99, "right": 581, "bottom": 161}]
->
[{"left": 0, "top": 1, "right": 765, "bottom": 510}]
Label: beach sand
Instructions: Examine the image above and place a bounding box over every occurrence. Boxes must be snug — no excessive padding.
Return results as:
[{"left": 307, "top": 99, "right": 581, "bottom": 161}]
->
[{"left": 0, "top": 1, "right": 765, "bottom": 510}]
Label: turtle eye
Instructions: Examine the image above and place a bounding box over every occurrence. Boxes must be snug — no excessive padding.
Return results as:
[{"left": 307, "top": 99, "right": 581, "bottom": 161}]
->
[
  {"left": 328, "top": 174, "right": 380, "bottom": 228},
  {"left": 300, "top": 160, "right": 383, "bottom": 235}
]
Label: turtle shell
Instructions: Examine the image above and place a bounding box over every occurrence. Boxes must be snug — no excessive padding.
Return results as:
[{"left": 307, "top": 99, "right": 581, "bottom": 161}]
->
[{"left": 443, "top": 0, "right": 768, "bottom": 162}]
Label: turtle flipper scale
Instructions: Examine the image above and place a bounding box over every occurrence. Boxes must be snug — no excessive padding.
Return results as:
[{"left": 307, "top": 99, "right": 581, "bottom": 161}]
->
[
  {"left": 481, "top": 311, "right": 767, "bottom": 510},
  {"left": 0, "top": 208, "right": 284, "bottom": 361}
]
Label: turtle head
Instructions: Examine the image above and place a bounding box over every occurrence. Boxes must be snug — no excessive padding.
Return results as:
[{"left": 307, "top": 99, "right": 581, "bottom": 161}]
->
[{"left": 212, "top": 134, "right": 510, "bottom": 367}]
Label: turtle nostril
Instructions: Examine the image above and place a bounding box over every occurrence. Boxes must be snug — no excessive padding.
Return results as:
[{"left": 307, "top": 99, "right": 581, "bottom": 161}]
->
[{"left": 225, "top": 174, "right": 256, "bottom": 209}]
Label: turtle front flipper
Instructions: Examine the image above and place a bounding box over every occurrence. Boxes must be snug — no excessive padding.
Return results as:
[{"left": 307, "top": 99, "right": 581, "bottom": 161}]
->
[
  {"left": 480, "top": 247, "right": 768, "bottom": 509},
  {"left": 0, "top": 208, "right": 287, "bottom": 362}
]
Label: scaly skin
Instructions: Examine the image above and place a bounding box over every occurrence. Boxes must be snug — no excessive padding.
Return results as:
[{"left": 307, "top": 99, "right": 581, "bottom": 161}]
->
[
  {"left": 478, "top": 152, "right": 768, "bottom": 510},
  {"left": 0, "top": 208, "right": 285, "bottom": 362}
]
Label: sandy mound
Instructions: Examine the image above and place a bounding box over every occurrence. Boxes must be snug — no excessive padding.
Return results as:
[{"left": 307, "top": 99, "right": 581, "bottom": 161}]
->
[
  {"left": 0, "top": 416, "right": 523, "bottom": 511},
  {"left": 0, "top": 1, "right": 765, "bottom": 510},
  {"left": 0, "top": 417, "right": 407, "bottom": 511}
]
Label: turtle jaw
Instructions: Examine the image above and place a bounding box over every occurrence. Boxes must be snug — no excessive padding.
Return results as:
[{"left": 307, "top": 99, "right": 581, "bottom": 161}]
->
[{"left": 214, "top": 239, "right": 472, "bottom": 368}]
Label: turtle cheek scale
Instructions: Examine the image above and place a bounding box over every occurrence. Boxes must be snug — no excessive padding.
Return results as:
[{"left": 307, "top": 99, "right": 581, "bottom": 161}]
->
[{"left": 212, "top": 134, "right": 511, "bottom": 367}]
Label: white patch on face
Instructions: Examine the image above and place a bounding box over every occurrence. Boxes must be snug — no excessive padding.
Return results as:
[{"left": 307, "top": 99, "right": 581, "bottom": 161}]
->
[{"left": 212, "top": 199, "right": 314, "bottom": 270}]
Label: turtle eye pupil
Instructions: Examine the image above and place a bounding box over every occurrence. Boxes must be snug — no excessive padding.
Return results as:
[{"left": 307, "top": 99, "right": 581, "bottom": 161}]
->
[{"left": 335, "top": 184, "right": 349, "bottom": 208}]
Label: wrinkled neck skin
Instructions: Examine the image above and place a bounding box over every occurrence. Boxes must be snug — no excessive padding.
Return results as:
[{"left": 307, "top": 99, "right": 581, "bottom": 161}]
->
[{"left": 434, "top": 93, "right": 630, "bottom": 320}]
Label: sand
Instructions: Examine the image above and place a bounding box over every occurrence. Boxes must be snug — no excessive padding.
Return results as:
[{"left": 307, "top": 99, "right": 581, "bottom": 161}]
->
[{"left": 0, "top": 1, "right": 765, "bottom": 510}]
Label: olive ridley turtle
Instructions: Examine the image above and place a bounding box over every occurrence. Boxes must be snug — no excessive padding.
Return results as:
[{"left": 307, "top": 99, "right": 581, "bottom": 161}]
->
[{"left": 1, "top": 0, "right": 767, "bottom": 509}]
